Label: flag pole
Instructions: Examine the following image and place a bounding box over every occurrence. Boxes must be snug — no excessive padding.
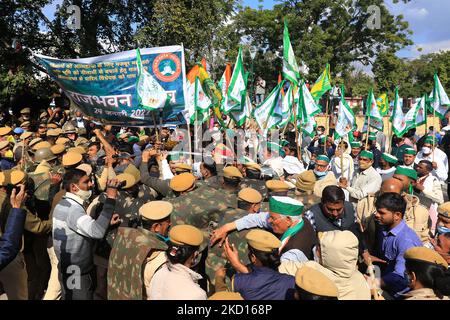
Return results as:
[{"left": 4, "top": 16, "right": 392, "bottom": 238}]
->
[
  {"left": 324, "top": 93, "right": 329, "bottom": 154},
  {"left": 340, "top": 138, "right": 344, "bottom": 179},
  {"left": 152, "top": 111, "right": 160, "bottom": 143},
  {"left": 388, "top": 116, "right": 393, "bottom": 154},
  {"left": 433, "top": 106, "right": 436, "bottom": 162},
  {"left": 292, "top": 84, "right": 301, "bottom": 160}
]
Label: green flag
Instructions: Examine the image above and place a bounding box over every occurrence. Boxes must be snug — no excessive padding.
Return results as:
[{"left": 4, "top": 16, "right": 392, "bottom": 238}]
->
[
  {"left": 136, "top": 48, "right": 168, "bottom": 110},
  {"left": 334, "top": 85, "right": 356, "bottom": 140},
  {"left": 429, "top": 72, "right": 450, "bottom": 119},
  {"left": 226, "top": 47, "right": 246, "bottom": 113},
  {"left": 310, "top": 63, "right": 332, "bottom": 101},
  {"left": 253, "top": 81, "right": 284, "bottom": 133},
  {"left": 390, "top": 87, "right": 407, "bottom": 137},
  {"left": 230, "top": 72, "right": 251, "bottom": 127},
  {"left": 366, "top": 87, "right": 383, "bottom": 131},
  {"left": 405, "top": 95, "right": 427, "bottom": 131},
  {"left": 282, "top": 20, "right": 300, "bottom": 85}
]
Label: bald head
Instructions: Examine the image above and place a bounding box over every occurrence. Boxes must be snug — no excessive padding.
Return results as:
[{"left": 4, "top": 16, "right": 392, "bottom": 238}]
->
[{"left": 381, "top": 178, "right": 403, "bottom": 194}]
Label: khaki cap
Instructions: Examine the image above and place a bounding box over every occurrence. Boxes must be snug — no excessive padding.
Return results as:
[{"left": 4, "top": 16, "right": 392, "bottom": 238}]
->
[
  {"left": 47, "top": 123, "right": 58, "bottom": 129},
  {"left": 50, "top": 144, "right": 66, "bottom": 155},
  {"left": 10, "top": 170, "right": 26, "bottom": 185},
  {"left": 20, "top": 108, "right": 30, "bottom": 114},
  {"left": 174, "top": 163, "right": 192, "bottom": 173},
  {"left": 404, "top": 247, "right": 448, "bottom": 268},
  {"left": 76, "top": 163, "right": 92, "bottom": 176},
  {"left": 244, "top": 162, "right": 261, "bottom": 171},
  {"left": 124, "top": 164, "right": 140, "bottom": 182},
  {"left": 34, "top": 161, "right": 51, "bottom": 174},
  {"left": 295, "top": 170, "right": 317, "bottom": 192},
  {"left": 62, "top": 152, "right": 83, "bottom": 167},
  {"left": 0, "top": 140, "right": 10, "bottom": 150},
  {"left": 295, "top": 266, "right": 339, "bottom": 298},
  {"left": 68, "top": 146, "right": 86, "bottom": 155},
  {"left": 33, "top": 141, "right": 52, "bottom": 151},
  {"left": 46, "top": 129, "right": 59, "bottom": 137},
  {"left": 0, "top": 127, "right": 12, "bottom": 136},
  {"left": 0, "top": 172, "right": 9, "bottom": 186},
  {"left": 223, "top": 166, "right": 243, "bottom": 179},
  {"left": 116, "top": 173, "right": 136, "bottom": 189},
  {"left": 437, "top": 202, "right": 450, "bottom": 219},
  {"left": 39, "top": 111, "right": 48, "bottom": 119},
  {"left": 169, "top": 173, "right": 196, "bottom": 192},
  {"left": 169, "top": 224, "right": 203, "bottom": 246},
  {"left": 55, "top": 137, "right": 70, "bottom": 145},
  {"left": 208, "top": 292, "right": 244, "bottom": 300},
  {"left": 238, "top": 187, "right": 262, "bottom": 204},
  {"left": 266, "top": 180, "right": 290, "bottom": 192},
  {"left": 245, "top": 229, "right": 281, "bottom": 252},
  {"left": 139, "top": 201, "right": 173, "bottom": 221},
  {"left": 28, "top": 137, "right": 43, "bottom": 148},
  {"left": 20, "top": 121, "right": 30, "bottom": 128},
  {"left": 20, "top": 131, "right": 33, "bottom": 140}
]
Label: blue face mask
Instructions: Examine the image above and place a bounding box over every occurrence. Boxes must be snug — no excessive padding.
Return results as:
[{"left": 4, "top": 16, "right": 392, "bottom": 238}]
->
[
  {"left": 436, "top": 225, "right": 450, "bottom": 235},
  {"left": 314, "top": 170, "right": 327, "bottom": 178},
  {"left": 156, "top": 233, "right": 170, "bottom": 243}
]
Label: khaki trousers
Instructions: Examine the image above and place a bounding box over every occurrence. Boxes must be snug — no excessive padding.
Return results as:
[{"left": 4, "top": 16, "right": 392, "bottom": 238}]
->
[
  {"left": 43, "top": 245, "right": 62, "bottom": 300},
  {"left": 0, "top": 252, "right": 28, "bottom": 300}
]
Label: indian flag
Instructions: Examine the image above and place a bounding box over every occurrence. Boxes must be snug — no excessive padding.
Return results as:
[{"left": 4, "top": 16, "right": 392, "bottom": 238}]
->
[{"left": 310, "top": 63, "right": 332, "bottom": 101}]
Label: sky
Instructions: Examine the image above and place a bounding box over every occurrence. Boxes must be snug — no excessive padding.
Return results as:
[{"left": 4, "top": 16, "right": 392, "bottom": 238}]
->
[{"left": 43, "top": 0, "right": 450, "bottom": 60}]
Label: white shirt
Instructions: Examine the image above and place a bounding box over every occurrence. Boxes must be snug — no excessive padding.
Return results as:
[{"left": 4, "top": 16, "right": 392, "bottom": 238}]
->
[
  {"left": 376, "top": 167, "right": 396, "bottom": 181},
  {"left": 414, "top": 153, "right": 448, "bottom": 183},
  {"left": 263, "top": 156, "right": 284, "bottom": 177},
  {"left": 149, "top": 263, "right": 207, "bottom": 300},
  {"left": 346, "top": 166, "right": 382, "bottom": 201},
  {"left": 417, "top": 174, "right": 444, "bottom": 205},
  {"left": 282, "top": 155, "right": 305, "bottom": 175}
]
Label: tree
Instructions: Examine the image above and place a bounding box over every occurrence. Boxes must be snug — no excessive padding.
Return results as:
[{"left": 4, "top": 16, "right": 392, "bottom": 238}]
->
[{"left": 372, "top": 50, "right": 408, "bottom": 98}]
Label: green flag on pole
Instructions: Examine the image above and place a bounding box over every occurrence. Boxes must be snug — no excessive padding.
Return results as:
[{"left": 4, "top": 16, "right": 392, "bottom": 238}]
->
[
  {"left": 282, "top": 19, "right": 300, "bottom": 86},
  {"left": 429, "top": 72, "right": 450, "bottom": 119},
  {"left": 136, "top": 48, "right": 168, "bottom": 111},
  {"left": 310, "top": 63, "right": 332, "bottom": 101},
  {"left": 226, "top": 47, "right": 246, "bottom": 113},
  {"left": 366, "top": 87, "right": 383, "bottom": 131},
  {"left": 334, "top": 85, "right": 356, "bottom": 140},
  {"left": 390, "top": 87, "right": 407, "bottom": 137}
]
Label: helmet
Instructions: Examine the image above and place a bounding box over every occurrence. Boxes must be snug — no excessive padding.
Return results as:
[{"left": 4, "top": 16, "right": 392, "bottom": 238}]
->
[
  {"left": 34, "top": 147, "right": 57, "bottom": 163},
  {"left": 62, "top": 123, "right": 77, "bottom": 134}
]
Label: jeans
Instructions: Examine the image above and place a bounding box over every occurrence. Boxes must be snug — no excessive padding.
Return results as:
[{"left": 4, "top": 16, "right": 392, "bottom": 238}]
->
[{"left": 255, "top": 94, "right": 265, "bottom": 105}]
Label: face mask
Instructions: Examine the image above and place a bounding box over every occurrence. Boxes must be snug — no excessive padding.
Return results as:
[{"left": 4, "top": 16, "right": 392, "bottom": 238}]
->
[
  {"left": 76, "top": 117, "right": 82, "bottom": 121},
  {"left": 436, "top": 225, "right": 450, "bottom": 235},
  {"left": 156, "top": 233, "right": 170, "bottom": 243},
  {"left": 114, "top": 164, "right": 128, "bottom": 174},
  {"left": 422, "top": 147, "right": 431, "bottom": 155},
  {"left": 4, "top": 150, "right": 13, "bottom": 159},
  {"left": 314, "top": 169, "right": 327, "bottom": 178},
  {"left": 74, "top": 184, "right": 92, "bottom": 202}
]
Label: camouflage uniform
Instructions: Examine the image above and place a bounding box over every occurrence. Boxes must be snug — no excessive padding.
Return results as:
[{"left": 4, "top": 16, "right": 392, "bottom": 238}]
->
[
  {"left": 167, "top": 185, "right": 239, "bottom": 292},
  {"left": 205, "top": 207, "right": 251, "bottom": 294},
  {"left": 239, "top": 177, "right": 267, "bottom": 195},
  {"left": 107, "top": 227, "right": 168, "bottom": 300},
  {"left": 87, "top": 185, "right": 156, "bottom": 300}
]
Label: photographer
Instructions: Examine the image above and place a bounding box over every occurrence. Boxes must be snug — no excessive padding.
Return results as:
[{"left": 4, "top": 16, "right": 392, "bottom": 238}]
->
[{"left": 255, "top": 76, "right": 266, "bottom": 105}]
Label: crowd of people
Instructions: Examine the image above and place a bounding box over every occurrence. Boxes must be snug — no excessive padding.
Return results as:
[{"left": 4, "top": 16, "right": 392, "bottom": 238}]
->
[{"left": 0, "top": 104, "right": 449, "bottom": 301}]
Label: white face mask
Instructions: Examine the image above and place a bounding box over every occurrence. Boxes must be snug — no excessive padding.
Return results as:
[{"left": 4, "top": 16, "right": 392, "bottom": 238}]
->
[
  {"left": 422, "top": 147, "right": 431, "bottom": 155},
  {"left": 74, "top": 184, "right": 92, "bottom": 201}
]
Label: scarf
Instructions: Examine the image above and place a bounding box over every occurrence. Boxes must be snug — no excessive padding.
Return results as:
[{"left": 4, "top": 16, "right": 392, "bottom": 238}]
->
[{"left": 279, "top": 219, "right": 304, "bottom": 253}]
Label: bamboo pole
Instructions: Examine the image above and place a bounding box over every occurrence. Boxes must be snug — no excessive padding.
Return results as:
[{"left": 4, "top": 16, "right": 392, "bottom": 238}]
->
[
  {"left": 292, "top": 88, "right": 300, "bottom": 161},
  {"left": 340, "top": 138, "right": 344, "bottom": 179},
  {"left": 388, "top": 117, "right": 393, "bottom": 154},
  {"left": 324, "top": 94, "right": 329, "bottom": 154},
  {"left": 433, "top": 108, "right": 436, "bottom": 162},
  {"left": 365, "top": 113, "right": 371, "bottom": 150},
  {"left": 152, "top": 111, "right": 160, "bottom": 143}
]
